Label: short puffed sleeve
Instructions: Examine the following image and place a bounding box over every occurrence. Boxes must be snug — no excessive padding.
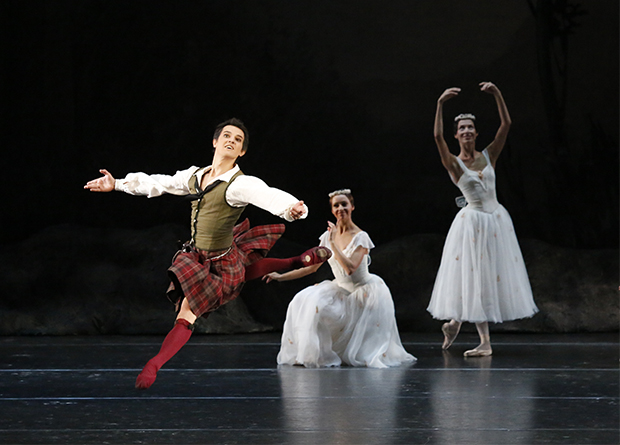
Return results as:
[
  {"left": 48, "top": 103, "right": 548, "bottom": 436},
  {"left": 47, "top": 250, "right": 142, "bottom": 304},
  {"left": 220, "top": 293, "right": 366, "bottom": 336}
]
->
[
  {"left": 349, "top": 231, "right": 375, "bottom": 253},
  {"left": 318, "top": 231, "right": 330, "bottom": 247}
]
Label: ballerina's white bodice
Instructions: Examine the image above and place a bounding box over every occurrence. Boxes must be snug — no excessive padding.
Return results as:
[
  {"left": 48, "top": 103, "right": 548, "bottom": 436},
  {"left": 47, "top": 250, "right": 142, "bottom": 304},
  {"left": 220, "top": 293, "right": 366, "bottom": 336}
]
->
[
  {"left": 327, "top": 244, "right": 371, "bottom": 293},
  {"left": 454, "top": 151, "right": 499, "bottom": 214}
]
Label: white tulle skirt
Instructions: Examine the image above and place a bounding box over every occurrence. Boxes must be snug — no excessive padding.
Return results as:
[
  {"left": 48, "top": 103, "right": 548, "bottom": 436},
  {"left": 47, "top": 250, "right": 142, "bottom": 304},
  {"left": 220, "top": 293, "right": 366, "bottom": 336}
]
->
[
  {"left": 427, "top": 205, "right": 538, "bottom": 323},
  {"left": 278, "top": 275, "right": 416, "bottom": 368}
]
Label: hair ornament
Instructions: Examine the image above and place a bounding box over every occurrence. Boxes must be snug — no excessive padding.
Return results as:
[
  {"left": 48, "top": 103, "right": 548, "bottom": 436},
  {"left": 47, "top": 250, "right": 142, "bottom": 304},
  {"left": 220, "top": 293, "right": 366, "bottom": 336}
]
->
[
  {"left": 454, "top": 113, "right": 476, "bottom": 122},
  {"left": 328, "top": 189, "right": 352, "bottom": 198}
]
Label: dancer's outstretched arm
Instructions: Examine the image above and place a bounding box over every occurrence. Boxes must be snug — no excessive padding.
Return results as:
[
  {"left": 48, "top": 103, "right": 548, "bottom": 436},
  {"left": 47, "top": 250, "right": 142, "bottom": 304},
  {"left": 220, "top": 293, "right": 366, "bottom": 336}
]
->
[
  {"left": 227, "top": 175, "right": 308, "bottom": 222},
  {"left": 480, "top": 81, "right": 511, "bottom": 168},
  {"left": 263, "top": 263, "right": 322, "bottom": 283},
  {"left": 85, "top": 167, "right": 196, "bottom": 197}
]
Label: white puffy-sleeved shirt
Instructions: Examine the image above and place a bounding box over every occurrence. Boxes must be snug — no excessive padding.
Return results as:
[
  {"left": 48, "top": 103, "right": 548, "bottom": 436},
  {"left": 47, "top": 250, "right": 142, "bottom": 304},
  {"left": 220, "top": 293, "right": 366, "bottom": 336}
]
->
[{"left": 114, "top": 165, "right": 308, "bottom": 222}]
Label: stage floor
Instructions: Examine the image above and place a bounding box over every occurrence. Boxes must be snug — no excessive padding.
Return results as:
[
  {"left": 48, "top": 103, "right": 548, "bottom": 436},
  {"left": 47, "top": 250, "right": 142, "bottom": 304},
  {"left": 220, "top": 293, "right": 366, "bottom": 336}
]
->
[{"left": 0, "top": 332, "right": 618, "bottom": 444}]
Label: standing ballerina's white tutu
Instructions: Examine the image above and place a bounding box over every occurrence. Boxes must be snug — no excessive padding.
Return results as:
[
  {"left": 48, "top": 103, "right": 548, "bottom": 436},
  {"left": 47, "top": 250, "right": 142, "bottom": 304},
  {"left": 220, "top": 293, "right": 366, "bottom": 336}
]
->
[
  {"left": 427, "top": 82, "right": 538, "bottom": 357},
  {"left": 264, "top": 189, "right": 416, "bottom": 368}
]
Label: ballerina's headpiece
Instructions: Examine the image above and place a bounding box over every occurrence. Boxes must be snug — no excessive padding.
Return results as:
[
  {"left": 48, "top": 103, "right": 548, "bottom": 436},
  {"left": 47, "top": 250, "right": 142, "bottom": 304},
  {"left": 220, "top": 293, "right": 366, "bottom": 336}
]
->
[
  {"left": 454, "top": 113, "right": 476, "bottom": 122},
  {"left": 328, "top": 188, "right": 352, "bottom": 199}
]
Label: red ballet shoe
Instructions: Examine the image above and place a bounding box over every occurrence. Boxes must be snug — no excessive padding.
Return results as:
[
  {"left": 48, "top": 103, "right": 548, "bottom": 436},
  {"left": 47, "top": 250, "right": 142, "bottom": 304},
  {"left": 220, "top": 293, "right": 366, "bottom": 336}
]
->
[{"left": 300, "top": 246, "right": 332, "bottom": 267}]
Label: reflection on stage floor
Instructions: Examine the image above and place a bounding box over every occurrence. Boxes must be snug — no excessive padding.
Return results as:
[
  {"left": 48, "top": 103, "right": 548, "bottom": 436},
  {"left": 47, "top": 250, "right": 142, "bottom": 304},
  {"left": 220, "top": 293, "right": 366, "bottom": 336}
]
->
[{"left": 0, "top": 332, "right": 617, "bottom": 444}]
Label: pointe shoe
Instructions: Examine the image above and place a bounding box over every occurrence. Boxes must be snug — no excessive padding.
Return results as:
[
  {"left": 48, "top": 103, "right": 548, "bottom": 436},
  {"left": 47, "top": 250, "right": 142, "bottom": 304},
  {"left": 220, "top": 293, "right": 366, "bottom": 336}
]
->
[
  {"left": 463, "top": 347, "right": 492, "bottom": 357},
  {"left": 135, "top": 362, "right": 158, "bottom": 389},
  {"left": 301, "top": 246, "right": 332, "bottom": 267},
  {"left": 441, "top": 323, "right": 459, "bottom": 350}
]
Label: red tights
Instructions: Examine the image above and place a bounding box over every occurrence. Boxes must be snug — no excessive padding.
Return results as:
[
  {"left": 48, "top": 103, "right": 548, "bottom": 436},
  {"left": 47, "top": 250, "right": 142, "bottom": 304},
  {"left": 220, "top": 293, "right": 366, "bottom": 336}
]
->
[
  {"left": 135, "top": 318, "right": 193, "bottom": 389},
  {"left": 244, "top": 257, "right": 304, "bottom": 281}
]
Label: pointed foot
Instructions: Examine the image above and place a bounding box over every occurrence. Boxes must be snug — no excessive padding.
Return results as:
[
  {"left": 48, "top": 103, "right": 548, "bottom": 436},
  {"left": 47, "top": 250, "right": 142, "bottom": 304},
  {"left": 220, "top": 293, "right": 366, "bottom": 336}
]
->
[
  {"left": 135, "top": 364, "right": 157, "bottom": 389},
  {"left": 441, "top": 322, "right": 459, "bottom": 350}
]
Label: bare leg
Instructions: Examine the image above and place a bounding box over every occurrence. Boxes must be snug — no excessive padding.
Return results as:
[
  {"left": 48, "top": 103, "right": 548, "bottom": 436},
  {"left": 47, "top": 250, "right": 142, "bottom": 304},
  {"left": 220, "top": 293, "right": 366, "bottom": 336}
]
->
[
  {"left": 442, "top": 319, "right": 462, "bottom": 350},
  {"left": 463, "top": 322, "right": 492, "bottom": 357},
  {"left": 177, "top": 297, "right": 197, "bottom": 324}
]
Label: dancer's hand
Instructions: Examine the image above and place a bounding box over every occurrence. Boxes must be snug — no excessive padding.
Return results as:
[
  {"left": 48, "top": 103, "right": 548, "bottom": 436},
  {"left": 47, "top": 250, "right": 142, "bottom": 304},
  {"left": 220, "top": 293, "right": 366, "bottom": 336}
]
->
[
  {"left": 438, "top": 87, "right": 460, "bottom": 104},
  {"left": 84, "top": 169, "right": 115, "bottom": 192},
  {"left": 327, "top": 221, "right": 336, "bottom": 241},
  {"left": 480, "top": 81, "right": 499, "bottom": 96},
  {"left": 262, "top": 272, "right": 282, "bottom": 283},
  {"left": 290, "top": 201, "right": 306, "bottom": 220}
]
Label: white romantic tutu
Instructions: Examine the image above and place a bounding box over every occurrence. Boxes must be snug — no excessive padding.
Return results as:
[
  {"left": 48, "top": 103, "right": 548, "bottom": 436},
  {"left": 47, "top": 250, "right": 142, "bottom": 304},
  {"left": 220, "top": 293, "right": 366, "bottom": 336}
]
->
[
  {"left": 427, "top": 204, "right": 538, "bottom": 323},
  {"left": 278, "top": 231, "right": 415, "bottom": 368}
]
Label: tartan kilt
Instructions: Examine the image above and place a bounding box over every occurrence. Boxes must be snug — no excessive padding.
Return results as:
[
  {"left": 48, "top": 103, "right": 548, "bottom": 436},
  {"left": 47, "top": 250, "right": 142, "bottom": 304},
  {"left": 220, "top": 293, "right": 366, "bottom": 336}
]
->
[{"left": 167, "top": 218, "right": 285, "bottom": 318}]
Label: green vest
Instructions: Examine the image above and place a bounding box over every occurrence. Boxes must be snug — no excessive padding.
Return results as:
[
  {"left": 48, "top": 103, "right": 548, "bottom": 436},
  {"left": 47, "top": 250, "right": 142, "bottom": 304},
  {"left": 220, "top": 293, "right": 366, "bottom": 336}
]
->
[{"left": 188, "top": 168, "right": 245, "bottom": 251}]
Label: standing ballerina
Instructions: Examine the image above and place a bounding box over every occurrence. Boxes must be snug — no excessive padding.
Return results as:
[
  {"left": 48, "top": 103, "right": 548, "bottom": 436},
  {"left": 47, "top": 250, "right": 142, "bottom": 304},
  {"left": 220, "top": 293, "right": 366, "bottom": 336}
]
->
[
  {"left": 427, "top": 82, "right": 538, "bottom": 357},
  {"left": 264, "top": 189, "right": 415, "bottom": 368}
]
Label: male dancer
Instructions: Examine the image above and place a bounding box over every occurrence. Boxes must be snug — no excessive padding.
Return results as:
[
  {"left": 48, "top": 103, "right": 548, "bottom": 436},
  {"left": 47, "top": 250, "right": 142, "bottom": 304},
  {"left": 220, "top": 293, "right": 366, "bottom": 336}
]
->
[{"left": 85, "top": 118, "right": 330, "bottom": 388}]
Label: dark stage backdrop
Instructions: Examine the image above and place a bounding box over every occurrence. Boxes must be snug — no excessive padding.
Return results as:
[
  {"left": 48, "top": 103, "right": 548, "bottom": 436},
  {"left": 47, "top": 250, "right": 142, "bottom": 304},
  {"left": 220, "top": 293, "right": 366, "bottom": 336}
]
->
[
  {"left": 0, "top": 1, "right": 617, "bottom": 335},
  {"left": 1, "top": 0, "right": 617, "bottom": 249}
]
